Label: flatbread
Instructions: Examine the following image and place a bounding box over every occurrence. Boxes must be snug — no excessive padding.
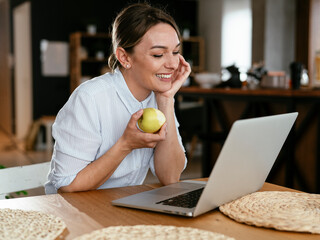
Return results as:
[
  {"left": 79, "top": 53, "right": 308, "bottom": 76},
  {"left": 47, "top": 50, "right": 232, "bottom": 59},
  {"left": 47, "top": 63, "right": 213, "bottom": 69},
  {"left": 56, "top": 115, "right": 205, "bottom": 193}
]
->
[
  {"left": 0, "top": 208, "right": 67, "bottom": 240},
  {"left": 219, "top": 191, "right": 320, "bottom": 234},
  {"left": 73, "top": 225, "right": 235, "bottom": 240}
]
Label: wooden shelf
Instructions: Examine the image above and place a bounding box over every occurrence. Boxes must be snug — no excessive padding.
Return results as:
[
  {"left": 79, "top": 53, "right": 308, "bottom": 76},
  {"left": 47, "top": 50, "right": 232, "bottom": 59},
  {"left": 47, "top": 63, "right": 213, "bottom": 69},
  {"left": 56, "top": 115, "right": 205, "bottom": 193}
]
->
[
  {"left": 182, "top": 36, "right": 205, "bottom": 72},
  {"left": 69, "top": 32, "right": 111, "bottom": 92}
]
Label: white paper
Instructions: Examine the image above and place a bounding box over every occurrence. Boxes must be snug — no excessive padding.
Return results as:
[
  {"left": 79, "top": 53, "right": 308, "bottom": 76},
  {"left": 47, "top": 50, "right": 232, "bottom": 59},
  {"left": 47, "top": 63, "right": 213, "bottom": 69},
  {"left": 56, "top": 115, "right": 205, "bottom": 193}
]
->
[{"left": 41, "top": 40, "right": 69, "bottom": 76}]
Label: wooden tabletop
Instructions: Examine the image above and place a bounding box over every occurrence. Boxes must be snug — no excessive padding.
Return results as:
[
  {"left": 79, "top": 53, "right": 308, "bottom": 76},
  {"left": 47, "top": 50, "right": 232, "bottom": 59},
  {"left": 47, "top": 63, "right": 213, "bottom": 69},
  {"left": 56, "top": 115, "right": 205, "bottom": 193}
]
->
[{"left": 0, "top": 181, "right": 319, "bottom": 240}]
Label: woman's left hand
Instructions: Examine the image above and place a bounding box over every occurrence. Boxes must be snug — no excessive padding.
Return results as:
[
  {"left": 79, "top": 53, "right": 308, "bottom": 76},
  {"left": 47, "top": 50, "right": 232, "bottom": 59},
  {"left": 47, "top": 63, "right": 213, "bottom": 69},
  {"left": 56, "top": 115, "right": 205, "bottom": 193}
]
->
[{"left": 157, "top": 54, "right": 191, "bottom": 99}]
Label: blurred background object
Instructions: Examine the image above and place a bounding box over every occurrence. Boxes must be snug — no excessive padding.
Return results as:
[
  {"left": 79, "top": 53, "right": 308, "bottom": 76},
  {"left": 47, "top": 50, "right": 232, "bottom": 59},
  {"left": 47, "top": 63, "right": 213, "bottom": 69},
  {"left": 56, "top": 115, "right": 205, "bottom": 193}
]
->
[
  {"left": 216, "top": 64, "right": 242, "bottom": 88},
  {"left": 194, "top": 72, "right": 221, "bottom": 88},
  {"left": 290, "top": 62, "right": 303, "bottom": 89},
  {"left": 261, "top": 71, "right": 287, "bottom": 89}
]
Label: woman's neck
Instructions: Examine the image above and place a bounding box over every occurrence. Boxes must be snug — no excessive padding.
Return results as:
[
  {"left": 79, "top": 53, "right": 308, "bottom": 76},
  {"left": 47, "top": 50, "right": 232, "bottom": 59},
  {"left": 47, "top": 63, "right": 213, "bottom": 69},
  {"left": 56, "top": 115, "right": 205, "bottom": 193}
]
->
[{"left": 120, "top": 68, "right": 151, "bottom": 102}]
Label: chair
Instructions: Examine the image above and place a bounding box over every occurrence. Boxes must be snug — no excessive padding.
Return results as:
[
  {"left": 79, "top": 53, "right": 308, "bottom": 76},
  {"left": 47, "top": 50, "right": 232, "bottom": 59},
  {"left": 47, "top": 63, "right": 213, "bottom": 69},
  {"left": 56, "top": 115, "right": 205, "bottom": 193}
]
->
[
  {"left": 25, "top": 116, "right": 55, "bottom": 151},
  {"left": 0, "top": 162, "right": 50, "bottom": 199}
]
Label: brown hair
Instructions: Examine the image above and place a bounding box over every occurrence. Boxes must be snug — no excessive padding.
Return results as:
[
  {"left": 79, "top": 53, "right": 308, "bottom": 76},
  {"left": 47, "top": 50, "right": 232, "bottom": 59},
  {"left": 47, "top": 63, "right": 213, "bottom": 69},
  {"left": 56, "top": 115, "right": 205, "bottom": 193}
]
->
[{"left": 108, "top": 3, "right": 181, "bottom": 71}]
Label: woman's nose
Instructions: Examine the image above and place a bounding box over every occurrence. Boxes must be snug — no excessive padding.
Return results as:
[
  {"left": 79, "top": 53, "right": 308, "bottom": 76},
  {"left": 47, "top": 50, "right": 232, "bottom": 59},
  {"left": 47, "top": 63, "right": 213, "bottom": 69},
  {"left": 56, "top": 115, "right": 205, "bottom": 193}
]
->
[{"left": 165, "top": 55, "right": 179, "bottom": 69}]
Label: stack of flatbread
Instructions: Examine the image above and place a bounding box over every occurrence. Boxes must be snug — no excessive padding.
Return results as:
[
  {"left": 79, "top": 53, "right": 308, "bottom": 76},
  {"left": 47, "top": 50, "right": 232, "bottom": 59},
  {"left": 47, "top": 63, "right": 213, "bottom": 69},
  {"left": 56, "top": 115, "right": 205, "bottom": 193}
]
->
[
  {"left": 219, "top": 191, "right": 320, "bottom": 234},
  {"left": 0, "top": 208, "right": 67, "bottom": 240},
  {"left": 73, "top": 225, "right": 235, "bottom": 240}
]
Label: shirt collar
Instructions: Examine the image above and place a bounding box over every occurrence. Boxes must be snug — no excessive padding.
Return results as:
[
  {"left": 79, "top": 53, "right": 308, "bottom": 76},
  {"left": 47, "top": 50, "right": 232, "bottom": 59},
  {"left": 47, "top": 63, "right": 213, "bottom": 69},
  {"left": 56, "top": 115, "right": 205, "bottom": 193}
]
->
[{"left": 112, "top": 68, "right": 154, "bottom": 115}]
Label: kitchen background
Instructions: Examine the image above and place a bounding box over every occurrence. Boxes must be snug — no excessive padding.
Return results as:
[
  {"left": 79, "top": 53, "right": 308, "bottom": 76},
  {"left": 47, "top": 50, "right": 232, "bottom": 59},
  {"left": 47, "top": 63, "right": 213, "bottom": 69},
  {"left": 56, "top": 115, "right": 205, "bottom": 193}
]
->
[{"left": 0, "top": 0, "right": 319, "bottom": 195}]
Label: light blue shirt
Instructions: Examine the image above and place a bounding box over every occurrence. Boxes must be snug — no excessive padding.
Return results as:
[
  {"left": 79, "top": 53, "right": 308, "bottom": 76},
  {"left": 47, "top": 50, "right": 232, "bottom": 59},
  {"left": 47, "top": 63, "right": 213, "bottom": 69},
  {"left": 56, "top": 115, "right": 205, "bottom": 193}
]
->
[{"left": 45, "top": 69, "right": 186, "bottom": 194}]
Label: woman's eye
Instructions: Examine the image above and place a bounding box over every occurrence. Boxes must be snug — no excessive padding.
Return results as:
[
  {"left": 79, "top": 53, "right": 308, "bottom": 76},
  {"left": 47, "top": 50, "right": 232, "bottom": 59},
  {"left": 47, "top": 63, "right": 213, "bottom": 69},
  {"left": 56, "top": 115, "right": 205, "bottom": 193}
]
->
[
  {"left": 153, "top": 54, "right": 163, "bottom": 58},
  {"left": 173, "top": 51, "right": 180, "bottom": 55}
]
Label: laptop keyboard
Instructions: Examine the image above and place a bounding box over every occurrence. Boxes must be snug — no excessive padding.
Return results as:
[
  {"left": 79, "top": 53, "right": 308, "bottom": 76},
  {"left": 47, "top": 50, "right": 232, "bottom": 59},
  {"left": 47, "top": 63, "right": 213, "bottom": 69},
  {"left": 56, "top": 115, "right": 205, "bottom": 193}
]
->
[{"left": 156, "top": 188, "right": 204, "bottom": 208}]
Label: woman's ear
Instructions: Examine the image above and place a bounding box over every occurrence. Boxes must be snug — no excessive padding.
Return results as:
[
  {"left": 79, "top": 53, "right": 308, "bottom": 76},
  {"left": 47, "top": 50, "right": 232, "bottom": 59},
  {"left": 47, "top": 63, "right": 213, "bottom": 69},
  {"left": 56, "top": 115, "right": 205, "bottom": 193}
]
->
[{"left": 116, "top": 47, "right": 131, "bottom": 69}]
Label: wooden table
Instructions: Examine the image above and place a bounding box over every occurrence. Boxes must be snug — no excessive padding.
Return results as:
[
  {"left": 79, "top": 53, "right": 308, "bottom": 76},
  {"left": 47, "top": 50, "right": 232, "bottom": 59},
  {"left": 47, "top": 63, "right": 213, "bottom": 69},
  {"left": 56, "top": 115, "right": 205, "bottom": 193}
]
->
[
  {"left": 0, "top": 181, "right": 319, "bottom": 239},
  {"left": 176, "top": 87, "right": 320, "bottom": 193}
]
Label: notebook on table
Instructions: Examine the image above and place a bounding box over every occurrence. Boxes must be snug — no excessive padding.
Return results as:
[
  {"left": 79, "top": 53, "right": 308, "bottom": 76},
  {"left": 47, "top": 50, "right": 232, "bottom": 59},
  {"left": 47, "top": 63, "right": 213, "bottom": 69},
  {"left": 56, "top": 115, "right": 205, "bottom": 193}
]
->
[{"left": 112, "top": 112, "right": 298, "bottom": 217}]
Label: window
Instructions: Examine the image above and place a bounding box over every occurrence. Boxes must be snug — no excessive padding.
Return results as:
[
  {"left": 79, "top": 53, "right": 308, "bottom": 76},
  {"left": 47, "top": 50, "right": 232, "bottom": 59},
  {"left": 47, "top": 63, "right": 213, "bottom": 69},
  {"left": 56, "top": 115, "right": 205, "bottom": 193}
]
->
[{"left": 221, "top": 0, "right": 252, "bottom": 70}]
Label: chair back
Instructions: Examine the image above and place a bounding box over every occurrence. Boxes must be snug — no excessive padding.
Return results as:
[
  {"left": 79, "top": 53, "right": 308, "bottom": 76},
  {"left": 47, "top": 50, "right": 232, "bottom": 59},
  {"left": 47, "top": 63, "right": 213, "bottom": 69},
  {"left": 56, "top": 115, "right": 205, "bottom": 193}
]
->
[{"left": 0, "top": 162, "right": 50, "bottom": 199}]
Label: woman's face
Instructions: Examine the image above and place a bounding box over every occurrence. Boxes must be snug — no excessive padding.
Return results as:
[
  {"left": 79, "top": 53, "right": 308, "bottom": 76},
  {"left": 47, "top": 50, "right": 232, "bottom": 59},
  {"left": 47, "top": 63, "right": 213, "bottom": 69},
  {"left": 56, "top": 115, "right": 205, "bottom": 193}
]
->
[{"left": 126, "top": 23, "right": 181, "bottom": 100}]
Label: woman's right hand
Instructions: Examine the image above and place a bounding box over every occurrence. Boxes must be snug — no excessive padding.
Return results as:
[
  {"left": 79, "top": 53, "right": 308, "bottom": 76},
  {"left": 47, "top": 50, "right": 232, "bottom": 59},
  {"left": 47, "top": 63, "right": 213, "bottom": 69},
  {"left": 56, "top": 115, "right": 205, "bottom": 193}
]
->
[{"left": 119, "top": 109, "right": 167, "bottom": 152}]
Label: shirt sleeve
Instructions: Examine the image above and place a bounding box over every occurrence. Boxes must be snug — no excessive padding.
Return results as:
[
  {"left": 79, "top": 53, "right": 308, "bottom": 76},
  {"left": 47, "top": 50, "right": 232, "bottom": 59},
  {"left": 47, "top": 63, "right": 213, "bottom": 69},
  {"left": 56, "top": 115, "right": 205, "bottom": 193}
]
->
[{"left": 49, "top": 89, "right": 102, "bottom": 191}]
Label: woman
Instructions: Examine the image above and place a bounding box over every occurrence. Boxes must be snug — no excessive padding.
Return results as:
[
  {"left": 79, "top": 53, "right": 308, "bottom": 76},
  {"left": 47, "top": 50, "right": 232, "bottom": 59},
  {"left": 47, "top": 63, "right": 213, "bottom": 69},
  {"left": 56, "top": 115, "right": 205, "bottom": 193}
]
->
[{"left": 45, "top": 3, "right": 191, "bottom": 194}]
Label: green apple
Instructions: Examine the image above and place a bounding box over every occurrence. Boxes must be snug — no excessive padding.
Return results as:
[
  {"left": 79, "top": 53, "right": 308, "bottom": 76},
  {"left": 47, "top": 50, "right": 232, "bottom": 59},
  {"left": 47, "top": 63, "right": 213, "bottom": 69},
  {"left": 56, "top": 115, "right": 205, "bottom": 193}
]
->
[{"left": 137, "top": 108, "right": 166, "bottom": 133}]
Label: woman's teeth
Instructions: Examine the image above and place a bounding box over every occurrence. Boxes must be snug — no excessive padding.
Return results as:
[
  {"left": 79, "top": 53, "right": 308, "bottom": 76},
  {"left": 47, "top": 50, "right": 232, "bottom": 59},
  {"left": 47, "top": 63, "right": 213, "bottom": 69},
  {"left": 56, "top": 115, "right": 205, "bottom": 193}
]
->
[{"left": 156, "top": 74, "right": 172, "bottom": 79}]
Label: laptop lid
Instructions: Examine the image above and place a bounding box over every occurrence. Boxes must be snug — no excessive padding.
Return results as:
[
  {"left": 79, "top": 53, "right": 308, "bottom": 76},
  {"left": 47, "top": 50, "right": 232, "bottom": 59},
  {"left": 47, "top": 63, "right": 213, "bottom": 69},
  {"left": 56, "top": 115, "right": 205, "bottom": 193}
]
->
[
  {"left": 193, "top": 112, "right": 298, "bottom": 216},
  {"left": 112, "top": 112, "right": 298, "bottom": 217}
]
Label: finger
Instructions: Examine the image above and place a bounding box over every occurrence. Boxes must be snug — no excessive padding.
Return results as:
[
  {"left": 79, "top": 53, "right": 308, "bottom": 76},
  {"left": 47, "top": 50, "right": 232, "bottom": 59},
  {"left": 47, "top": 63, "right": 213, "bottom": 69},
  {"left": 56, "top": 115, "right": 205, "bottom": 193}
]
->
[
  {"left": 133, "top": 109, "right": 144, "bottom": 119},
  {"left": 179, "top": 55, "right": 190, "bottom": 69},
  {"left": 176, "top": 55, "right": 191, "bottom": 78},
  {"left": 128, "top": 109, "right": 143, "bottom": 128},
  {"left": 143, "top": 124, "right": 166, "bottom": 142},
  {"left": 158, "top": 123, "right": 167, "bottom": 139},
  {"left": 180, "top": 56, "right": 191, "bottom": 75}
]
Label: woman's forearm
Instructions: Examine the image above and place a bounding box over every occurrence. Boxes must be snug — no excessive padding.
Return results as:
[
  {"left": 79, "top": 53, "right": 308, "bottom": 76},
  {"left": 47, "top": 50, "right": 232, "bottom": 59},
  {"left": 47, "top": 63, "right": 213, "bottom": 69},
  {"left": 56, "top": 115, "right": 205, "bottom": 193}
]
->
[
  {"left": 59, "top": 138, "right": 131, "bottom": 193},
  {"left": 154, "top": 99, "right": 186, "bottom": 185}
]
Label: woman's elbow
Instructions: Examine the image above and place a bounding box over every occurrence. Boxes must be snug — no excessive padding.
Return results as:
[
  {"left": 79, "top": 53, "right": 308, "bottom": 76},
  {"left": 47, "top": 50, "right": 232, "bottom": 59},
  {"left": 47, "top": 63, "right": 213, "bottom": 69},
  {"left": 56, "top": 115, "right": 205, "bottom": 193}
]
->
[
  {"left": 58, "top": 184, "right": 76, "bottom": 193},
  {"left": 158, "top": 174, "right": 181, "bottom": 186},
  {"left": 58, "top": 181, "right": 88, "bottom": 193}
]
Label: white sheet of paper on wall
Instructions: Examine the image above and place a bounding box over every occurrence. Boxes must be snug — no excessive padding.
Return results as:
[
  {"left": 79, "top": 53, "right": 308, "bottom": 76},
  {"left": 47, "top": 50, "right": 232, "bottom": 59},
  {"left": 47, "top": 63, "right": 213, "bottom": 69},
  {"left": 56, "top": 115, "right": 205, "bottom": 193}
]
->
[{"left": 41, "top": 40, "right": 69, "bottom": 76}]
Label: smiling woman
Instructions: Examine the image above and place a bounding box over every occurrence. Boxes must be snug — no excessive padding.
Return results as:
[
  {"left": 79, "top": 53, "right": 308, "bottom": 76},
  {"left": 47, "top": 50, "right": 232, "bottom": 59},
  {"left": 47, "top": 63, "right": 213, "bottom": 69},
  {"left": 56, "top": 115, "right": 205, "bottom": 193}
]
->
[
  {"left": 45, "top": 3, "right": 191, "bottom": 194},
  {"left": 118, "top": 23, "right": 181, "bottom": 100}
]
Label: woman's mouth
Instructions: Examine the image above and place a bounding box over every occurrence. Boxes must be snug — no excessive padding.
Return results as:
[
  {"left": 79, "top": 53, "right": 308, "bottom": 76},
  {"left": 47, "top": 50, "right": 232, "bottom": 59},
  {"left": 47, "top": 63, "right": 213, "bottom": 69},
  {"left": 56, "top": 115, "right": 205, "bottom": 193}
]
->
[{"left": 155, "top": 73, "right": 173, "bottom": 81}]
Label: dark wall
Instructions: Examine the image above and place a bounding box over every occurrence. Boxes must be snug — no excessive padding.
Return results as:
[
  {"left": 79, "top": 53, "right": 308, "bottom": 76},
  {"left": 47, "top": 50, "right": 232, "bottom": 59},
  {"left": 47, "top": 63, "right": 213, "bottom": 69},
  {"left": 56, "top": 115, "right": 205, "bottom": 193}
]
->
[
  {"left": 295, "top": 0, "right": 310, "bottom": 68},
  {"left": 10, "top": 0, "right": 198, "bottom": 119}
]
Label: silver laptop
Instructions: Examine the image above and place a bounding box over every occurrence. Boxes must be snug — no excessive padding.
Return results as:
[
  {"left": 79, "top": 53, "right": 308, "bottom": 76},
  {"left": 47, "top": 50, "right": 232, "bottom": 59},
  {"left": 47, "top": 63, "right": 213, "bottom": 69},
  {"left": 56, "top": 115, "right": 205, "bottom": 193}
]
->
[{"left": 112, "top": 112, "right": 298, "bottom": 217}]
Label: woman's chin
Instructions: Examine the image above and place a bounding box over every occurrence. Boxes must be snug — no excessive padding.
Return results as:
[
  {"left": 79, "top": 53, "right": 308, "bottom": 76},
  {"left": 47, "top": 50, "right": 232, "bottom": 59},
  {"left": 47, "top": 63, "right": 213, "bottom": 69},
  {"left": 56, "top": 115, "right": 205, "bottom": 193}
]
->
[{"left": 155, "top": 83, "right": 172, "bottom": 93}]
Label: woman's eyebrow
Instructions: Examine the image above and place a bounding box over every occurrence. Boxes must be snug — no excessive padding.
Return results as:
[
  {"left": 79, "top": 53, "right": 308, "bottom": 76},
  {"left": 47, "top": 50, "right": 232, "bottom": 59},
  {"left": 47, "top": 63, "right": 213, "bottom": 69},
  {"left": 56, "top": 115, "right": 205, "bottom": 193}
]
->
[{"left": 150, "top": 43, "right": 181, "bottom": 50}]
